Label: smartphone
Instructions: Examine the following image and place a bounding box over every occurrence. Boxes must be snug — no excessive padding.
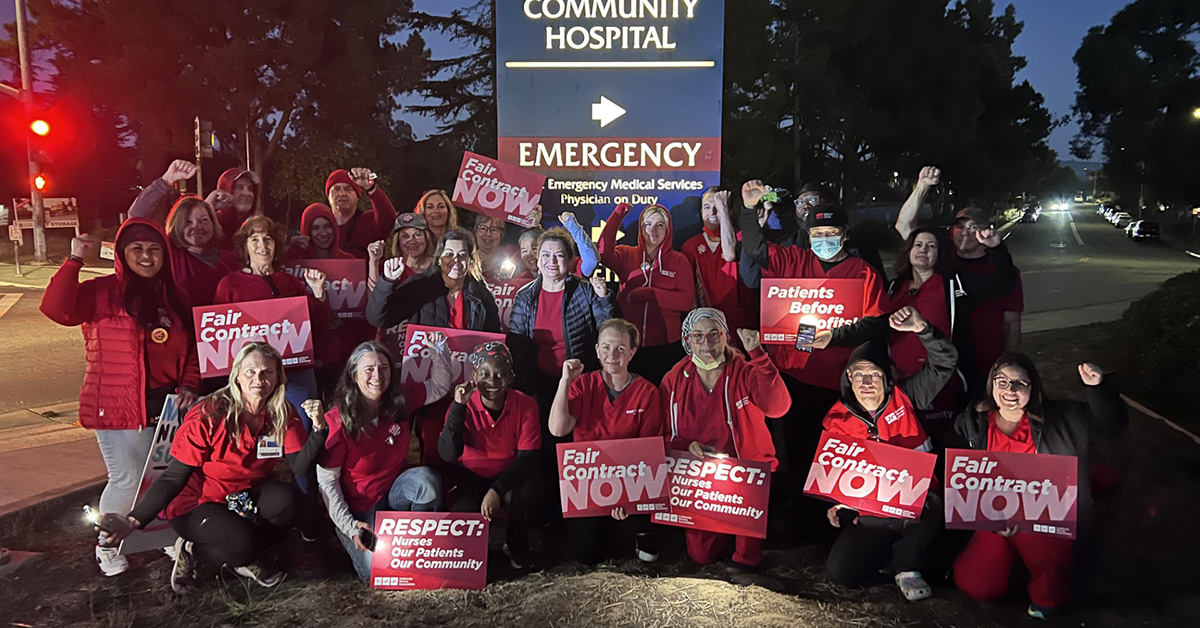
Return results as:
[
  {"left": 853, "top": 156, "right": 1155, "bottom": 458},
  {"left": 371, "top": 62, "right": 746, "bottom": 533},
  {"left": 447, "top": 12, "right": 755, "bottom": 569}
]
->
[
  {"left": 795, "top": 322, "right": 817, "bottom": 353},
  {"left": 359, "top": 529, "right": 378, "bottom": 552},
  {"left": 84, "top": 505, "right": 118, "bottom": 548},
  {"left": 837, "top": 507, "right": 859, "bottom": 527}
]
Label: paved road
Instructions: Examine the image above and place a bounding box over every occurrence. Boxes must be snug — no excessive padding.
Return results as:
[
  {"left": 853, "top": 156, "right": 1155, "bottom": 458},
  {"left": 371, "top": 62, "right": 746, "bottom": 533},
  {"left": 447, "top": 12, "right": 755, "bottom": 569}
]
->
[
  {"left": 1003, "top": 203, "right": 1199, "bottom": 332},
  {"left": 0, "top": 283, "right": 84, "bottom": 414}
]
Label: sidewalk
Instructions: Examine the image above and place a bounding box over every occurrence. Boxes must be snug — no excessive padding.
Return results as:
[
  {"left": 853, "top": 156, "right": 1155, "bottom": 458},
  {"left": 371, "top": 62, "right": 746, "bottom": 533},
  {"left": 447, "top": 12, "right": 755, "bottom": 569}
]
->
[
  {"left": 0, "top": 260, "right": 113, "bottom": 290},
  {"left": 0, "top": 400, "right": 106, "bottom": 518}
]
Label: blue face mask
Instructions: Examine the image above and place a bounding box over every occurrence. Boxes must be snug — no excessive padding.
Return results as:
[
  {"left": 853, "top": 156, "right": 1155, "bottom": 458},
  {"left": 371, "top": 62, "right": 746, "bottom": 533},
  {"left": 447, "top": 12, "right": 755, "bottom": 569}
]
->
[{"left": 811, "top": 236, "right": 843, "bottom": 260}]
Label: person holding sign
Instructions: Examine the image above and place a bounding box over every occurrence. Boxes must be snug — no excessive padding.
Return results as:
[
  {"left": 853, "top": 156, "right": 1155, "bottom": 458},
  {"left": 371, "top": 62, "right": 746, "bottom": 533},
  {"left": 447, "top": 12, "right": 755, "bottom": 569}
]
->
[
  {"left": 549, "top": 318, "right": 662, "bottom": 565},
  {"left": 41, "top": 219, "right": 201, "bottom": 577},
  {"left": 819, "top": 306, "right": 957, "bottom": 601},
  {"left": 414, "top": 189, "right": 460, "bottom": 243},
  {"left": 314, "top": 339, "right": 453, "bottom": 581},
  {"left": 287, "top": 203, "right": 357, "bottom": 260},
  {"left": 660, "top": 309, "right": 791, "bottom": 568},
  {"left": 325, "top": 168, "right": 397, "bottom": 259},
  {"left": 366, "top": 228, "right": 501, "bottom": 333},
  {"left": 951, "top": 357, "right": 1127, "bottom": 619},
  {"left": 473, "top": 215, "right": 521, "bottom": 285},
  {"left": 438, "top": 342, "right": 545, "bottom": 571},
  {"left": 680, "top": 188, "right": 758, "bottom": 349},
  {"left": 598, "top": 203, "right": 697, "bottom": 384},
  {"left": 96, "top": 343, "right": 325, "bottom": 594}
]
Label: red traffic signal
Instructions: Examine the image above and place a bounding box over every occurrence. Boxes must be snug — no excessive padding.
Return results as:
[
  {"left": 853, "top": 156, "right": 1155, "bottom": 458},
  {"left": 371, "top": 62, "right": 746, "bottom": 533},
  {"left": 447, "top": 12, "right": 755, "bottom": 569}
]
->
[
  {"left": 30, "top": 119, "right": 50, "bottom": 136},
  {"left": 34, "top": 174, "right": 47, "bottom": 190}
]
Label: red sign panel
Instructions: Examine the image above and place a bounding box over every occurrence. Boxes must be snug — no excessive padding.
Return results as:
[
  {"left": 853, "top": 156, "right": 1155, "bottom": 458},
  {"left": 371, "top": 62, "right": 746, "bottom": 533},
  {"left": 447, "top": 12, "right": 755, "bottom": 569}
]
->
[
  {"left": 651, "top": 450, "right": 771, "bottom": 539},
  {"left": 488, "top": 278, "right": 530, "bottom": 333},
  {"left": 452, "top": 151, "right": 545, "bottom": 228},
  {"left": 759, "top": 278, "right": 866, "bottom": 345},
  {"left": 397, "top": 325, "right": 505, "bottom": 389},
  {"left": 556, "top": 437, "right": 671, "bottom": 518},
  {"left": 370, "top": 512, "right": 489, "bottom": 590},
  {"left": 944, "top": 449, "right": 1079, "bottom": 539},
  {"left": 193, "top": 297, "right": 314, "bottom": 378},
  {"left": 282, "top": 259, "right": 369, "bottom": 320},
  {"left": 803, "top": 432, "right": 937, "bottom": 520}
]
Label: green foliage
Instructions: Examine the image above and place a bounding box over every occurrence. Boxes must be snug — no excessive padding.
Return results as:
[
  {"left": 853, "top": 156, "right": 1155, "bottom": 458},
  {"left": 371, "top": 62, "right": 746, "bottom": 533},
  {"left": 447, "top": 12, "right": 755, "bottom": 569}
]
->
[{"left": 1118, "top": 269, "right": 1200, "bottom": 417}]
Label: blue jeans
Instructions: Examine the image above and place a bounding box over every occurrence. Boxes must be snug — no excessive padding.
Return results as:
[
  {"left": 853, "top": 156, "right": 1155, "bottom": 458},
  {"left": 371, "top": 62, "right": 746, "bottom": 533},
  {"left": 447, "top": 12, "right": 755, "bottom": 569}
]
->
[
  {"left": 284, "top": 367, "right": 319, "bottom": 493},
  {"left": 336, "top": 466, "right": 443, "bottom": 581}
]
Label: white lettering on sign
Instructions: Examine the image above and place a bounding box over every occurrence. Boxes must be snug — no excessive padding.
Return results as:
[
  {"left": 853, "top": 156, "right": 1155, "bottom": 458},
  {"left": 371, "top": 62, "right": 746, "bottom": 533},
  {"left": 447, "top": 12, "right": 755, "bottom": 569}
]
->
[
  {"left": 518, "top": 141, "right": 701, "bottom": 169},
  {"left": 522, "top": 0, "right": 702, "bottom": 51}
]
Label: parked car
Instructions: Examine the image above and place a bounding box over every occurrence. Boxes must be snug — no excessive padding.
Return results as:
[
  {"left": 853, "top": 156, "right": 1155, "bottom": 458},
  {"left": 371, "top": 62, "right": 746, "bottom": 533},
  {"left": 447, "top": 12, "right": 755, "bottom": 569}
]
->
[
  {"left": 1125, "top": 221, "right": 1139, "bottom": 237},
  {"left": 1074, "top": 194, "right": 1085, "bottom": 202},
  {"left": 1020, "top": 209, "right": 1040, "bottom": 223},
  {"left": 1112, "top": 212, "right": 1132, "bottom": 228},
  {"left": 1131, "top": 220, "right": 1160, "bottom": 240}
]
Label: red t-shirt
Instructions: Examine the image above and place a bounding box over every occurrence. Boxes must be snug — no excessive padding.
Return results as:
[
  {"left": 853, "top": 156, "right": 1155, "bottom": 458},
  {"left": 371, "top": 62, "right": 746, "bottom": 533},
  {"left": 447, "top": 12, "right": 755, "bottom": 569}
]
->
[
  {"left": 986, "top": 412, "right": 1036, "bottom": 454},
  {"left": 534, "top": 289, "right": 568, "bottom": 376},
  {"left": 456, "top": 389, "right": 541, "bottom": 479},
  {"left": 888, "top": 276, "right": 951, "bottom": 378},
  {"left": 166, "top": 400, "right": 307, "bottom": 519},
  {"left": 666, "top": 370, "right": 736, "bottom": 453},
  {"left": 681, "top": 233, "right": 757, "bottom": 334},
  {"left": 960, "top": 256, "right": 1024, "bottom": 378},
  {"left": 448, "top": 291, "right": 465, "bottom": 329},
  {"left": 144, "top": 307, "right": 194, "bottom": 390},
  {"left": 567, "top": 371, "right": 662, "bottom": 442}
]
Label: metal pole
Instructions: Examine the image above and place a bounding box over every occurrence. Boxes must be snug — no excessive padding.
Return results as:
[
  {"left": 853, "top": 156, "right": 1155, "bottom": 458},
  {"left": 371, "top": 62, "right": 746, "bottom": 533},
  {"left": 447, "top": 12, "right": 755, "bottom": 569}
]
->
[
  {"left": 194, "top": 116, "right": 204, "bottom": 197},
  {"left": 15, "top": 0, "right": 47, "bottom": 263}
]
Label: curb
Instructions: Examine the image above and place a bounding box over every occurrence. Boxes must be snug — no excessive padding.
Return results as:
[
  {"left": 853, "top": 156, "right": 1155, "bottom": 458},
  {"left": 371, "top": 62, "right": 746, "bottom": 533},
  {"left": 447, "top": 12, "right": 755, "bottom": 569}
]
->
[{"left": 0, "top": 480, "right": 104, "bottom": 533}]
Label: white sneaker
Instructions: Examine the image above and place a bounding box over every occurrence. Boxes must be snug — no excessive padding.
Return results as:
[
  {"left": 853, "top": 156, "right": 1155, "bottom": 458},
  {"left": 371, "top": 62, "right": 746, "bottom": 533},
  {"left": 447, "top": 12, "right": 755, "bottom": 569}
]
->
[
  {"left": 162, "top": 544, "right": 177, "bottom": 560},
  {"left": 96, "top": 545, "right": 128, "bottom": 577}
]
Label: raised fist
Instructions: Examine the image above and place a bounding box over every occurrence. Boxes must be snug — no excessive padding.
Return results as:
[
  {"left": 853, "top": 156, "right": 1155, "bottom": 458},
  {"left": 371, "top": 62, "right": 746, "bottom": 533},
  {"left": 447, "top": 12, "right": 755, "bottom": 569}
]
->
[
  {"left": 736, "top": 328, "right": 761, "bottom": 353},
  {"left": 301, "top": 399, "right": 325, "bottom": 430},
  {"left": 382, "top": 257, "right": 406, "bottom": 282},
  {"left": 454, "top": 382, "right": 476, "bottom": 405},
  {"left": 367, "top": 240, "right": 385, "bottom": 260},
  {"left": 742, "top": 180, "right": 766, "bottom": 208},
  {"left": 162, "top": 160, "right": 198, "bottom": 185},
  {"left": 70, "top": 234, "right": 97, "bottom": 260},
  {"left": 975, "top": 228, "right": 1001, "bottom": 249},
  {"left": 590, "top": 273, "right": 608, "bottom": 298},
  {"left": 1078, "top": 363, "right": 1103, "bottom": 386},
  {"left": 561, "top": 358, "right": 584, "bottom": 382},
  {"left": 349, "top": 168, "right": 374, "bottom": 190},
  {"left": 889, "top": 306, "right": 929, "bottom": 334},
  {"left": 304, "top": 268, "right": 328, "bottom": 299},
  {"left": 917, "top": 166, "right": 941, "bottom": 188},
  {"left": 205, "top": 189, "right": 233, "bottom": 210}
]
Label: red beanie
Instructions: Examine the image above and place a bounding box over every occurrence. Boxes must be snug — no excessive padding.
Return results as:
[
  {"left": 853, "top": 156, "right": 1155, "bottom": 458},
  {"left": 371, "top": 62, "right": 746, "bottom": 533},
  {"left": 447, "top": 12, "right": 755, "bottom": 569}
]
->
[{"left": 325, "top": 169, "right": 362, "bottom": 197}]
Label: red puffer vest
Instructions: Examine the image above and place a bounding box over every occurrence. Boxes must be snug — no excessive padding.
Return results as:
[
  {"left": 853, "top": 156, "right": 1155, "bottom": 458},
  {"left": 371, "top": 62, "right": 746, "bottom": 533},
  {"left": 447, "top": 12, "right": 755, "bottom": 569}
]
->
[{"left": 41, "top": 219, "right": 183, "bottom": 430}]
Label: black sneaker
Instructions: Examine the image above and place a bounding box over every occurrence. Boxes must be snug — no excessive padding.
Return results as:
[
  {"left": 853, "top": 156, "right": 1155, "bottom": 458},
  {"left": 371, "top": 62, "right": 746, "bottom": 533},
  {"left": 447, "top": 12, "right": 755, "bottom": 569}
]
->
[
  {"left": 502, "top": 543, "right": 536, "bottom": 570},
  {"left": 234, "top": 560, "right": 285, "bottom": 587},
  {"left": 634, "top": 532, "right": 659, "bottom": 563},
  {"left": 170, "top": 537, "right": 197, "bottom": 595}
]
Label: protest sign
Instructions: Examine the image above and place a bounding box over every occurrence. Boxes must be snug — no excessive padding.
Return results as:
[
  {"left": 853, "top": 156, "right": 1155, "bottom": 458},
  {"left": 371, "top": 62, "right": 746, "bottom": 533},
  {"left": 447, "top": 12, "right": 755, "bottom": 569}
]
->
[
  {"left": 488, "top": 277, "right": 531, "bottom": 332},
  {"left": 119, "top": 395, "right": 182, "bottom": 555},
  {"left": 759, "top": 278, "right": 866, "bottom": 345},
  {"left": 944, "top": 449, "right": 1079, "bottom": 538},
  {"left": 803, "top": 432, "right": 937, "bottom": 520},
  {"left": 397, "top": 325, "right": 505, "bottom": 388},
  {"left": 282, "top": 259, "right": 368, "bottom": 319},
  {"left": 371, "top": 512, "right": 489, "bottom": 590},
  {"left": 193, "top": 296, "right": 314, "bottom": 378},
  {"left": 557, "top": 437, "right": 670, "bottom": 518},
  {"left": 452, "top": 152, "right": 544, "bottom": 228},
  {"left": 652, "top": 450, "right": 771, "bottom": 539}
]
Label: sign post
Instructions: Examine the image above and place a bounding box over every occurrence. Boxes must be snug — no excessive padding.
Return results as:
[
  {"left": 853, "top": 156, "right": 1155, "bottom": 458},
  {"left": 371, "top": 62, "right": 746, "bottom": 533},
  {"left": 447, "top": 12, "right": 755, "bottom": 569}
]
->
[{"left": 496, "top": 0, "right": 725, "bottom": 236}]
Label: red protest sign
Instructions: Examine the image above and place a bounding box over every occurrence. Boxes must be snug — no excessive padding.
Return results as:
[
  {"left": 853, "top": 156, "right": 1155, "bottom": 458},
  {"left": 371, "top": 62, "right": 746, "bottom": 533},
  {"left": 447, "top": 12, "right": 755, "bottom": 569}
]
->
[
  {"left": 282, "top": 259, "right": 368, "bottom": 320},
  {"left": 803, "top": 432, "right": 937, "bottom": 520},
  {"left": 488, "top": 278, "right": 531, "bottom": 333},
  {"left": 652, "top": 450, "right": 771, "bottom": 539},
  {"left": 371, "top": 512, "right": 489, "bottom": 590},
  {"left": 557, "top": 437, "right": 671, "bottom": 518},
  {"left": 193, "top": 297, "right": 314, "bottom": 378},
  {"left": 452, "top": 152, "right": 544, "bottom": 228},
  {"left": 396, "top": 325, "right": 505, "bottom": 389},
  {"left": 944, "top": 449, "right": 1079, "bottom": 539},
  {"left": 759, "top": 278, "right": 865, "bottom": 345}
]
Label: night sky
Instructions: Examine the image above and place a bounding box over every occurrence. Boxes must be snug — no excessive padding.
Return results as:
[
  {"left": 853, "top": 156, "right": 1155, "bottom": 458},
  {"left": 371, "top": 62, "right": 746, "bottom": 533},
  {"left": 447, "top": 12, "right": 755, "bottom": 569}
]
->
[{"left": 1, "top": 0, "right": 1135, "bottom": 158}]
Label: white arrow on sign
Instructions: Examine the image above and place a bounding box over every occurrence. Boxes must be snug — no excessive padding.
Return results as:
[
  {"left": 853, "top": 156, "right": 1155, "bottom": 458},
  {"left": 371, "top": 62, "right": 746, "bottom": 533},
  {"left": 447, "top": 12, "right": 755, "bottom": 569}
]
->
[{"left": 591, "top": 96, "right": 626, "bottom": 128}]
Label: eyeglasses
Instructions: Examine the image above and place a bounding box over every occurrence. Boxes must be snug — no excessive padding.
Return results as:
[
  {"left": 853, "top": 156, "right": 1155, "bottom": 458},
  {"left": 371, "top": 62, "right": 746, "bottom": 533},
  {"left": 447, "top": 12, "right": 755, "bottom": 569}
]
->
[
  {"left": 794, "top": 195, "right": 824, "bottom": 208},
  {"left": 687, "top": 330, "right": 724, "bottom": 345},
  {"left": 993, "top": 377, "right": 1031, "bottom": 393},
  {"left": 849, "top": 372, "right": 884, "bottom": 384},
  {"left": 953, "top": 222, "right": 990, "bottom": 234}
]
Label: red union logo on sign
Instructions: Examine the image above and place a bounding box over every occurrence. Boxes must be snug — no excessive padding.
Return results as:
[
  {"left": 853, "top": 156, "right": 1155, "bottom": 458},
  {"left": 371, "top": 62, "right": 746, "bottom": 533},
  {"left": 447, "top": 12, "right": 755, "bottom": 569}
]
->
[
  {"left": 652, "top": 450, "right": 772, "bottom": 539},
  {"left": 452, "top": 151, "right": 545, "bottom": 228},
  {"left": 282, "top": 260, "right": 368, "bottom": 319},
  {"left": 557, "top": 437, "right": 670, "bottom": 518},
  {"left": 371, "top": 512, "right": 489, "bottom": 590},
  {"left": 944, "top": 449, "right": 1079, "bottom": 538},
  {"left": 193, "top": 297, "right": 314, "bottom": 378},
  {"left": 396, "top": 325, "right": 505, "bottom": 389},
  {"left": 803, "top": 432, "right": 936, "bottom": 520}
]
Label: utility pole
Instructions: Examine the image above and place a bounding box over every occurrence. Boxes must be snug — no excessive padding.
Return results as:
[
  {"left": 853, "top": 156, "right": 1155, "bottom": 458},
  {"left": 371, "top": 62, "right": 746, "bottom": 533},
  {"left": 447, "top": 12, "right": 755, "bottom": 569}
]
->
[{"left": 13, "top": 0, "right": 47, "bottom": 262}]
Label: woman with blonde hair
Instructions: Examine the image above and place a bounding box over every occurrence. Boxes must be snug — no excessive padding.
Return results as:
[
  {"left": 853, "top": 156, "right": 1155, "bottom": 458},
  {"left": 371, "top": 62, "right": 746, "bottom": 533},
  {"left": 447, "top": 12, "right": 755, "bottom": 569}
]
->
[
  {"left": 414, "top": 189, "right": 459, "bottom": 242},
  {"left": 95, "top": 343, "right": 326, "bottom": 594}
]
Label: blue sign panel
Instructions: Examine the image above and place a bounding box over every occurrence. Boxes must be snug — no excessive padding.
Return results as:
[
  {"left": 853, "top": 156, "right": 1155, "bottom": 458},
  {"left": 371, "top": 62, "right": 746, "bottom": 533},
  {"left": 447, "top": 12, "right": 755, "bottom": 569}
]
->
[{"left": 496, "top": 0, "right": 725, "bottom": 242}]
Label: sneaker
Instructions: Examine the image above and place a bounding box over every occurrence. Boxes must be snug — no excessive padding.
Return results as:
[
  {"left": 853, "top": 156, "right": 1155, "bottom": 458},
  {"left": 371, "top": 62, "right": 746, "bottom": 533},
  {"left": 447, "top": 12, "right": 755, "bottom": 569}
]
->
[
  {"left": 1027, "top": 603, "right": 1055, "bottom": 620},
  {"left": 170, "top": 537, "right": 197, "bottom": 595},
  {"left": 234, "top": 560, "right": 285, "bottom": 588},
  {"left": 502, "top": 543, "right": 536, "bottom": 570},
  {"left": 634, "top": 532, "right": 659, "bottom": 563},
  {"left": 162, "top": 544, "right": 177, "bottom": 561},
  {"left": 95, "top": 545, "right": 128, "bottom": 577},
  {"left": 895, "top": 571, "right": 932, "bottom": 602}
]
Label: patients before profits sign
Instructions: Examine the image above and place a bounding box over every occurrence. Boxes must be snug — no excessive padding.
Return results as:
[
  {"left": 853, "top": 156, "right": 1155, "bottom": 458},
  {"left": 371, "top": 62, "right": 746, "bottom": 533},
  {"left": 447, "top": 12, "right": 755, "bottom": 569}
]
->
[
  {"left": 944, "top": 449, "right": 1079, "bottom": 538},
  {"left": 452, "top": 152, "right": 544, "bottom": 228},
  {"left": 371, "top": 513, "right": 489, "bottom": 590},
  {"left": 652, "top": 450, "right": 771, "bottom": 539},
  {"left": 803, "top": 432, "right": 937, "bottom": 520},
  {"left": 759, "top": 278, "right": 866, "bottom": 345},
  {"left": 193, "top": 297, "right": 314, "bottom": 378},
  {"left": 557, "top": 437, "right": 670, "bottom": 518}
]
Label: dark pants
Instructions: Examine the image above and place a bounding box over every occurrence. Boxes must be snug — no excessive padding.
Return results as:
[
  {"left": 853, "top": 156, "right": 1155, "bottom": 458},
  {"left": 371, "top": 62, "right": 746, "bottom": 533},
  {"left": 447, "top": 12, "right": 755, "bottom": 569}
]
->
[
  {"left": 564, "top": 514, "right": 653, "bottom": 565},
  {"left": 630, "top": 342, "right": 685, "bottom": 386},
  {"left": 776, "top": 375, "right": 840, "bottom": 519},
  {"left": 825, "top": 493, "right": 943, "bottom": 587},
  {"left": 168, "top": 480, "right": 296, "bottom": 568},
  {"left": 446, "top": 467, "right": 549, "bottom": 553}
]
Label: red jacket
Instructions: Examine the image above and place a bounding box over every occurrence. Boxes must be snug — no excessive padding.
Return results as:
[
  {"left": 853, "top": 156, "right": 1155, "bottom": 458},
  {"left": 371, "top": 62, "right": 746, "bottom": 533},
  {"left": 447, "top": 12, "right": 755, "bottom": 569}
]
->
[
  {"left": 168, "top": 246, "right": 239, "bottom": 308},
  {"left": 214, "top": 167, "right": 261, "bottom": 250},
  {"left": 660, "top": 347, "right": 791, "bottom": 470},
  {"left": 598, "top": 203, "right": 696, "bottom": 346},
  {"left": 680, "top": 231, "right": 758, "bottom": 336},
  {"left": 286, "top": 203, "right": 357, "bottom": 261},
  {"left": 336, "top": 187, "right": 398, "bottom": 259},
  {"left": 40, "top": 219, "right": 201, "bottom": 430}
]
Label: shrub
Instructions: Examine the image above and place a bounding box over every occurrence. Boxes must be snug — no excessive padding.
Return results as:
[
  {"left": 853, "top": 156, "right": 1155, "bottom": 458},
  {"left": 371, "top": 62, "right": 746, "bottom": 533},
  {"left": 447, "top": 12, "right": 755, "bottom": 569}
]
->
[{"left": 1118, "top": 269, "right": 1200, "bottom": 422}]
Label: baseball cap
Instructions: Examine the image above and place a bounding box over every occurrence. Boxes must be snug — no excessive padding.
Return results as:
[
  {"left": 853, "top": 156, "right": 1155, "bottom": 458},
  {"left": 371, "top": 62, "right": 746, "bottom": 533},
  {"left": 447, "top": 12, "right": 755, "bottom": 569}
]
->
[{"left": 393, "top": 212, "right": 428, "bottom": 232}]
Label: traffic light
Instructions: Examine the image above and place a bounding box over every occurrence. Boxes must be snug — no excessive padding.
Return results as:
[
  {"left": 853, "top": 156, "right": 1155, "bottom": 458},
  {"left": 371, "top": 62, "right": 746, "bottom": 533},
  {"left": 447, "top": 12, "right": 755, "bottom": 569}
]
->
[
  {"left": 28, "top": 115, "right": 54, "bottom": 164},
  {"left": 30, "top": 119, "right": 50, "bottom": 136},
  {"left": 34, "top": 174, "right": 47, "bottom": 191}
]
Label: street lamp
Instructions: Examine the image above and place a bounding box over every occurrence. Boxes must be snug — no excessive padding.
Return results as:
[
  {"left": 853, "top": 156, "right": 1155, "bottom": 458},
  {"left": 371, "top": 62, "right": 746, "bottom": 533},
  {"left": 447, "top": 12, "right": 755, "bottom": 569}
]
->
[{"left": 1192, "top": 107, "right": 1200, "bottom": 120}]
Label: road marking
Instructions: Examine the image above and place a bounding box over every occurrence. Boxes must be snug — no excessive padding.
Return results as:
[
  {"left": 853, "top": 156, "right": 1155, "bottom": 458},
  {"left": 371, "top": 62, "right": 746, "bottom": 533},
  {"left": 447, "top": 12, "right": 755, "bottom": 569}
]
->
[
  {"left": 0, "top": 293, "right": 21, "bottom": 320},
  {"left": 1068, "top": 211, "right": 1084, "bottom": 246},
  {"left": 1122, "top": 394, "right": 1200, "bottom": 447}
]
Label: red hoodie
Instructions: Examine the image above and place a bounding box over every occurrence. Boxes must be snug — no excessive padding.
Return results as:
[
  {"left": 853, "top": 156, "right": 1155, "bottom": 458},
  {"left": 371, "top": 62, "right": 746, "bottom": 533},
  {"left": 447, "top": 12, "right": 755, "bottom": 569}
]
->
[
  {"left": 659, "top": 347, "right": 791, "bottom": 471},
  {"left": 41, "top": 219, "right": 201, "bottom": 429},
  {"left": 287, "top": 203, "right": 356, "bottom": 260},
  {"left": 598, "top": 204, "right": 696, "bottom": 346},
  {"left": 681, "top": 230, "right": 758, "bottom": 340},
  {"left": 214, "top": 168, "right": 261, "bottom": 250}
]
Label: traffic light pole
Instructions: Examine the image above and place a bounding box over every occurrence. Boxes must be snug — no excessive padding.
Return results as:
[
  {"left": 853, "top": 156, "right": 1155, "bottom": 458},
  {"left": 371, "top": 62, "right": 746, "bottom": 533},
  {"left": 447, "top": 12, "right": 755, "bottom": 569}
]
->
[{"left": 14, "top": 0, "right": 47, "bottom": 263}]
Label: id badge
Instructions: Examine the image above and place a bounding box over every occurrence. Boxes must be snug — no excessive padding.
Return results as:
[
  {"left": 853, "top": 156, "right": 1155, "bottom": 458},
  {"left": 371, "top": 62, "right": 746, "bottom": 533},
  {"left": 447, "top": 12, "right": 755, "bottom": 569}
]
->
[{"left": 257, "top": 436, "right": 282, "bottom": 459}]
